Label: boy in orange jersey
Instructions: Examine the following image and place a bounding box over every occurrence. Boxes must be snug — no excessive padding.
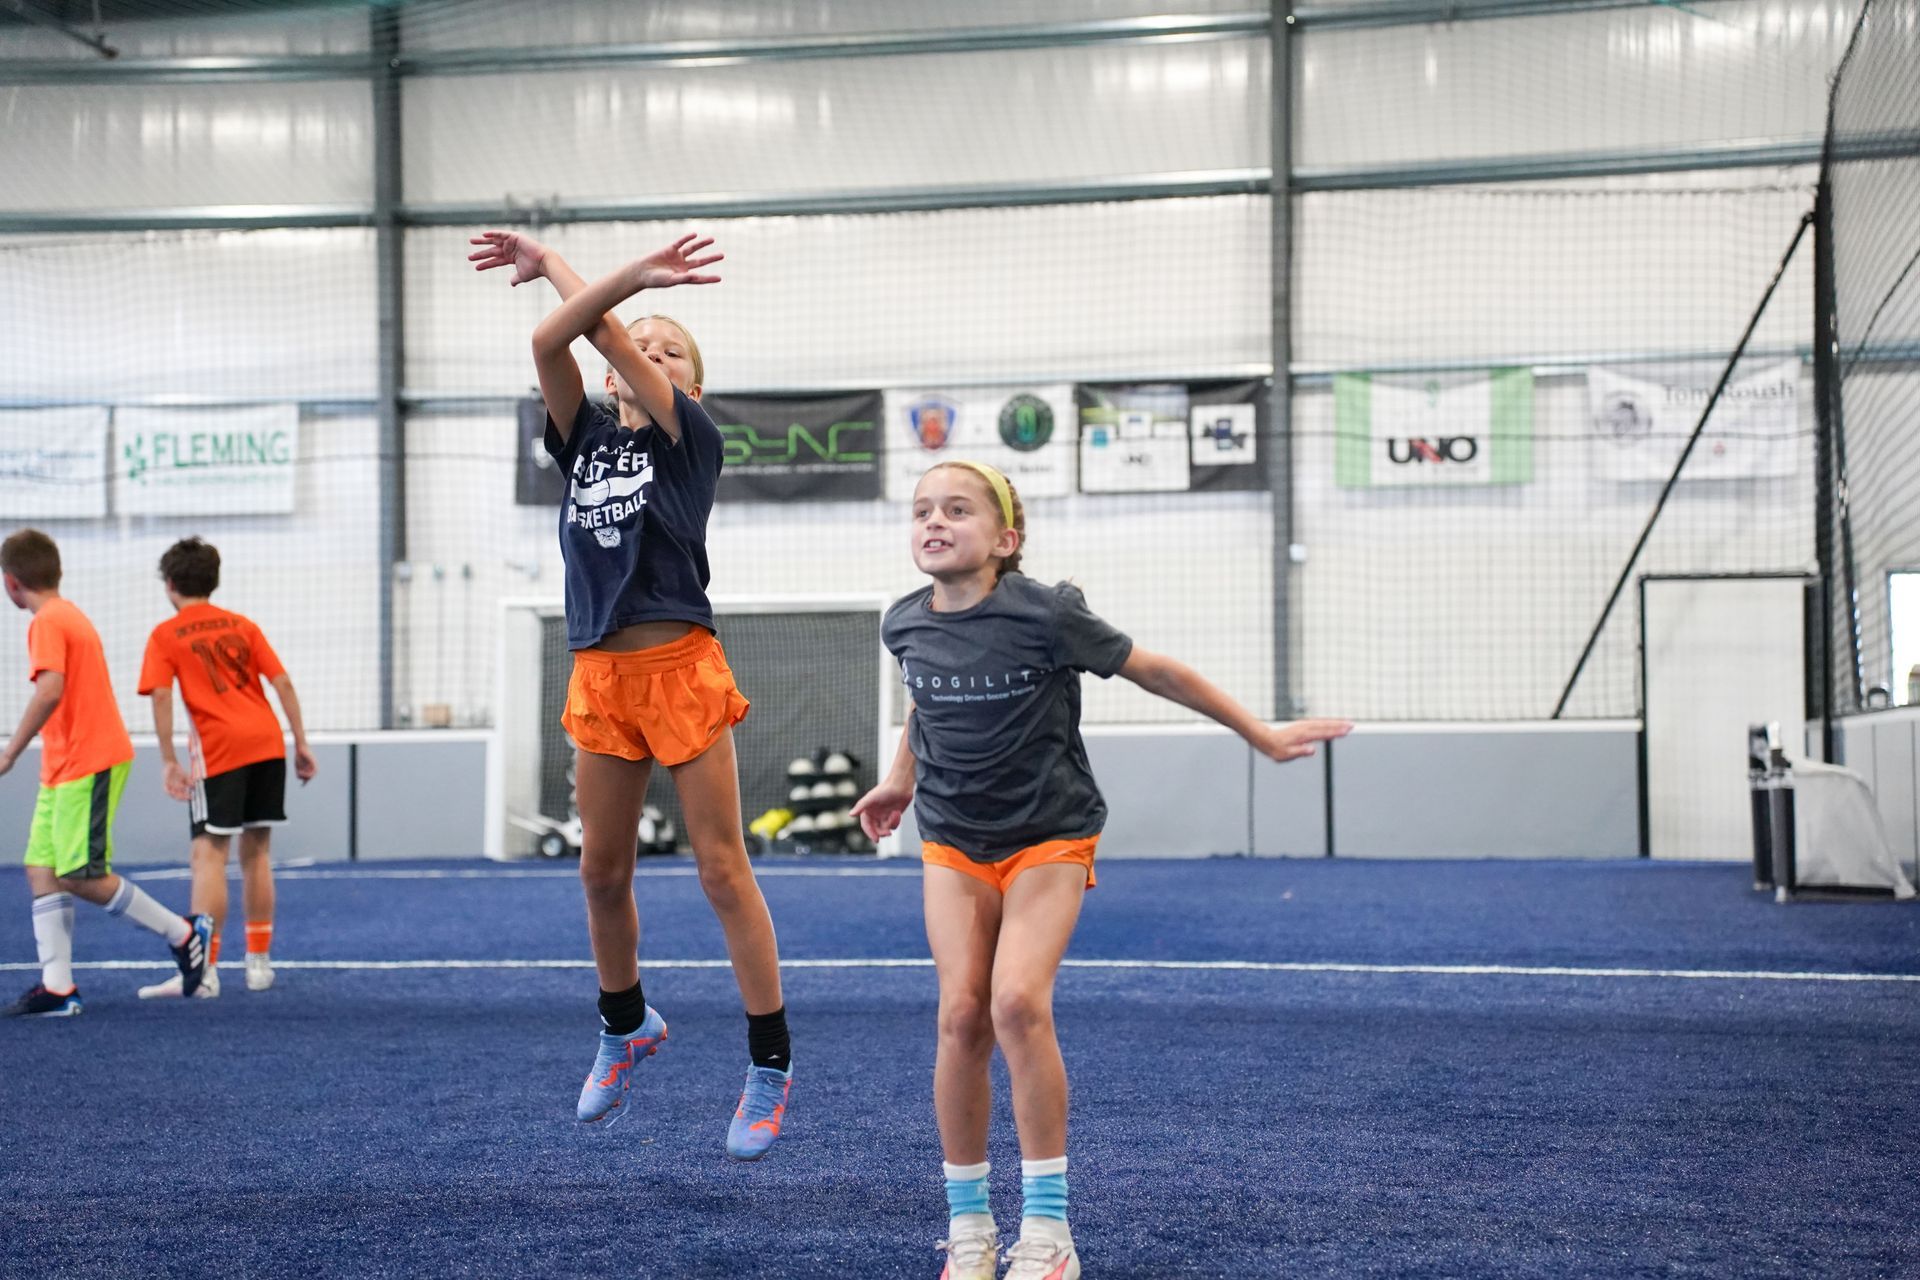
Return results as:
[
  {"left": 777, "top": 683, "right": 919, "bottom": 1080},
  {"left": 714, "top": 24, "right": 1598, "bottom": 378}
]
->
[
  {"left": 136, "top": 537, "right": 315, "bottom": 999},
  {"left": 1, "top": 529, "right": 211, "bottom": 1017}
]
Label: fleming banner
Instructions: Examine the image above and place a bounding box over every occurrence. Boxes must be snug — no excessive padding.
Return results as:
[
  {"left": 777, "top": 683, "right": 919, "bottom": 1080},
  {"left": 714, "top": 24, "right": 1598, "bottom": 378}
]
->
[
  {"left": 115, "top": 403, "right": 299, "bottom": 515},
  {"left": 1587, "top": 360, "right": 1801, "bottom": 482},
  {"left": 1077, "top": 381, "right": 1266, "bottom": 494},
  {"left": 0, "top": 406, "right": 110, "bottom": 519},
  {"left": 884, "top": 385, "right": 1076, "bottom": 500},
  {"left": 705, "top": 391, "right": 883, "bottom": 502},
  {"left": 1334, "top": 369, "right": 1534, "bottom": 489}
]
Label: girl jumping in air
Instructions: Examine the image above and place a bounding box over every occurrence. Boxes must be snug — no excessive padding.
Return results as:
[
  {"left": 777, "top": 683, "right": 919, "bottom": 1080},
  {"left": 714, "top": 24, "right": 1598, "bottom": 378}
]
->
[
  {"left": 472, "top": 229, "right": 791, "bottom": 1160},
  {"left": 853, "top": 461, "right": 1349, "bottom": 1278}
]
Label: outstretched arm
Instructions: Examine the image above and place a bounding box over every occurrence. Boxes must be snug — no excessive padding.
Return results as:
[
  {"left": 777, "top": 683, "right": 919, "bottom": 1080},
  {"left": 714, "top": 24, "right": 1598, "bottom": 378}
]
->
[
  {"left": 529, "top": 235, "right": 722, "bottom": 442},
  {"left": 469, "top": 230, "right": 626, "bottom": 372},
  {"left": 268, "top": 674, "right": 318, "bottom": 784},
  {"left": 1119, "top": 647, "right": 1351, "bottom": 762}
]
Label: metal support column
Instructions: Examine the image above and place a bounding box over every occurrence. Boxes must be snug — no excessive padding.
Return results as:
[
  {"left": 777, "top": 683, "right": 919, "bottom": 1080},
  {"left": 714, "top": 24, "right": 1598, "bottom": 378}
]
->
[
  {"left": 1268, "top": 4, "right": 1296, "bottom": 718},
  {"left": 372, "top": 5, "right": 406, "bottom": 729}
]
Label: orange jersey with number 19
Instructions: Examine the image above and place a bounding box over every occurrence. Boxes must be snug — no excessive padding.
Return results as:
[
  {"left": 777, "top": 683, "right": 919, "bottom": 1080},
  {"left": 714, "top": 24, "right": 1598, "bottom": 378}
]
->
[{"left": 139, "top": 602, "right": 289, "bottom": 777}]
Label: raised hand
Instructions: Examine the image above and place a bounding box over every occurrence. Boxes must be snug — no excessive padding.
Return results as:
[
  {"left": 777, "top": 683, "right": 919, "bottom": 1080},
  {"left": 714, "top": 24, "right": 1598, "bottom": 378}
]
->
[
  {"left": 468, "top": 229, "right": 550, "bottom": 286},
  {"left": 632, "top": 233, "right": 724, "bottom": 291},
  {"left": 1250, "top": 718, "right": 1353, "bottom": 764}
]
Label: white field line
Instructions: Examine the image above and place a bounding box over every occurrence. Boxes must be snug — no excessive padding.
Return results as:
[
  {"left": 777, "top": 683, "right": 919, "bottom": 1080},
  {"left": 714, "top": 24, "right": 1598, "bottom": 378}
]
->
[{"left": 5, "top": 958, "right": 1919, "bottom": 983}]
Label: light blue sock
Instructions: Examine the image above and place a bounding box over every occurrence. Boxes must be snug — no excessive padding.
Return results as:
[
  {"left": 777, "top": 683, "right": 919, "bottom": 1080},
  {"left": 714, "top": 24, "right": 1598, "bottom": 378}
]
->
[
  {"left": 1021, "top": 1156, "right": 1069, "bottom": 1222},
  {"left": 943, "top": 1160, "right": 991, "bottom": 1221}
]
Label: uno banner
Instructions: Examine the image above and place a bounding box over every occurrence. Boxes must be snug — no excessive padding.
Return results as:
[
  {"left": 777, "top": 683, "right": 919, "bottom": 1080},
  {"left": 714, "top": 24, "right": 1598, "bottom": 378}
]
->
[
  {"left": 0, "top": 406, "right": 110, "bottom": 518},
  {"left": 1588, "top": 361, "right": 1800, "bottom": 482},
  {"left": 1077, "top": 381, "right": 1266, "bottom": 494},
  {"left": 115, "top": 404, "right": 299, "bottom": 515},
  {"left": 883, "top": 385, "right": 1076, "bottom": 501},
  {"left": 705, "top": 391, "right": 883, "bottom": 502},
  {"left": 1334, "top": 369, "right": 1534, "bottom": 489}
]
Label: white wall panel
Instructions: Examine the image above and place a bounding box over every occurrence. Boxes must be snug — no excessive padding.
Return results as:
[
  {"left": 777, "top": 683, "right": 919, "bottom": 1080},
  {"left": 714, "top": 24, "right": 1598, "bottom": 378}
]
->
[
  {"left": 0, "top": 83, "right": 372, "bottom": 212},
  {"left": 403, "top": 39, "right": 1264, "bottom": 203},
  {"left": 0, "top": 10, "right": 368, "bottom": 59},
  {"left": 399, "top": 0, "right": 1259, "bottom": 49},
  {"left": 0, "top": 230, "right": 377, "bottom": 400},
  {"left": 407, "top": 199, "right": 1270, "bottom": 395},
  {"left": 1294, "top": 173, "right": 1814, "bottom": 368},
  {"left": 1298, "top": 0, "right": 1857, "bottom": 170}
]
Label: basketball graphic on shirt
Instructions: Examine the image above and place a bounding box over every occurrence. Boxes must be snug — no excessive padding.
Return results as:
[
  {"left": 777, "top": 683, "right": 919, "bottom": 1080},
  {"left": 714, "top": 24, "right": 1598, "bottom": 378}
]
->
[{"left": 568, "top": 456, "right": 653, "bottom": 554}]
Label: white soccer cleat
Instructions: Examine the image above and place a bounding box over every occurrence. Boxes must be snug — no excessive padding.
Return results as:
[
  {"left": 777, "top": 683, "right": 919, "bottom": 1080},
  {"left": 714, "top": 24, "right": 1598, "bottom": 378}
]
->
[
  {"left": 245, "top": 954, "right": 275, "bottom": 991},
  {"left": 1002, "top": 1235, "right": 1080, "bottom": 1280},
  {"left": 139, "top": 967, "right": 221, "bottom": 999}
]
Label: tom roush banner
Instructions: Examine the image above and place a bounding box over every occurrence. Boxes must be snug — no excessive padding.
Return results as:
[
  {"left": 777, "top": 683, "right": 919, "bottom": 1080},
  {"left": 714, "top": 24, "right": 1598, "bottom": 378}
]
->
[
  {"left": 1587, "top": 361, "right": 1800, "bottom": 482},
  {"left": 705, "top": 390, "right": 884, "bottom": 502},
  {"left": 1334, "top": 369, "right": 1534, "bottom": 489},
  {"left": 883, "top": 385, "right": 1076, "bottom": 500},
  {"left": 1076, "top": 381, "right": 1266, "bottom": 494}
]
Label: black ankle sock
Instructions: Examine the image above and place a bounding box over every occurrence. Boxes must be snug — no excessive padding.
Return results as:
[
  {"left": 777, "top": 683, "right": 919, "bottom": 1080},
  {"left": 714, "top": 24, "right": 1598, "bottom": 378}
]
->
[
  {"left": 598, "top": 980, "right": 647, "bottom": 1036},
  {"left": 747, "top": 1006, "right": 791, "bottom": 1072}
]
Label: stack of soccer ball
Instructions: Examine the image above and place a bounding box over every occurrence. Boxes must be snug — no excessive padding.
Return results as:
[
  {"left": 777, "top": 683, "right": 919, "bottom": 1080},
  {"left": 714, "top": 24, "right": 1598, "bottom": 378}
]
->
[{"left": 772, "top": 749, "right": 871, "bottom": 854}]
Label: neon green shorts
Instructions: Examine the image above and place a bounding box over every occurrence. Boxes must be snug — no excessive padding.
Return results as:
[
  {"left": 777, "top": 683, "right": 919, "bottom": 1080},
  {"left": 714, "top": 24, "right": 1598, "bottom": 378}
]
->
[{"left": 24, "top": 762, "right": 130, "bottom": 880}]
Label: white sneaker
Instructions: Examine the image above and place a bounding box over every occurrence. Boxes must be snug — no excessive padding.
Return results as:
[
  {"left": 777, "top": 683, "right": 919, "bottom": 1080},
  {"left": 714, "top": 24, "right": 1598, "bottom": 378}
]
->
[
  {"left": 139, "top": 966, "right": 221, "bottom": 999},
  {"left": 245, "top": 953, "right": 275, "bottom": 991},
  {"left": 935, "top": 1218, "right": 999, "bottom": 1280},
  {"left": 1003, "top": 1234, "right": 1079, "bottom": 1280}
]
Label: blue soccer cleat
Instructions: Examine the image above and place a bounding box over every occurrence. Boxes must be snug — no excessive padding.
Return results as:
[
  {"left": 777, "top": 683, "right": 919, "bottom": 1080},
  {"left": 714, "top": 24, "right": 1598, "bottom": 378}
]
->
[
  {"left": 725, "top": 1062, "right": 792, "bottom": 1160},
  {"left": 5, "top": 983, "right": 82, "bottom": 1018},
  {"left": 576, "top": 1005, "right": 667, "bottom": 1123},
  {"left": 172, "top": 913, "right": 213, "bottom": 996}
]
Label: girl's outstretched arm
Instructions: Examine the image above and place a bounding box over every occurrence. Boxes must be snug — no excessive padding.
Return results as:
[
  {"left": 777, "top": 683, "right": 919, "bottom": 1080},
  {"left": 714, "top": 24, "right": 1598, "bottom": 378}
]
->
[
  {"left": 1119, "top": 647, "right": 1352, "bottom": 762},
  {"left": 531, "top": 236, "right": 721, "bottom": 441},
  {"left": 469, "top": 230, "right": 626, "bottom": 363}
]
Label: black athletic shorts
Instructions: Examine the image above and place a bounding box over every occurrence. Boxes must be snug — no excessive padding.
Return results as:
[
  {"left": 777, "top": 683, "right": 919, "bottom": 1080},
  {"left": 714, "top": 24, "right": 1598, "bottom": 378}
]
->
[{"left": 190, "top": 757, "right": 287, "bottom": 839}]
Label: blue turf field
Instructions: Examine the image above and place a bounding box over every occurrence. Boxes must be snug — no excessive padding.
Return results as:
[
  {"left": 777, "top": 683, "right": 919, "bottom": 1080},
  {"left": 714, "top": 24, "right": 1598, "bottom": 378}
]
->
[{"left": 2, "top": 856, "right": 1917, "bottom": 1279}]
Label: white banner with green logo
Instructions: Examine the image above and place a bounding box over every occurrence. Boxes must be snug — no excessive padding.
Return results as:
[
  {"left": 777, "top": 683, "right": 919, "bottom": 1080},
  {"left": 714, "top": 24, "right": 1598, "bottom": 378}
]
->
[
  {"left": 116, "top": 404, "right": 298, "bottom": 515},
  {"left": 0, "top": 406, "right": 109, "bottom": 518},
  {"left": 883, "top": 385, "right": 1074, "bottom": 500},
  {"left": 1334, "top": 369, "right": 1534, "bottom": 489}
]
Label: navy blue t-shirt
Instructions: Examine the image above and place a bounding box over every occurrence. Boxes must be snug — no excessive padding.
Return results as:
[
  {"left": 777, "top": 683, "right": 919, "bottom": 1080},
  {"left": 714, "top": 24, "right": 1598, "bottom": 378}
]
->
[{"left": 543, "top": 389, "right": 721, "bottom": 649}]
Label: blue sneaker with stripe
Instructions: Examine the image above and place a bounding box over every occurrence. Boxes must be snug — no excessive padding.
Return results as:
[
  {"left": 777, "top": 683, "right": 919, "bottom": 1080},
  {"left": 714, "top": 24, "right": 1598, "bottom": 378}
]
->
[
  {"left": 5, "top": 983, "right": 82, "bottom": 1018},
  {"left": 725, "top": 1063, "right": 792, "bottom": 1160},
  {"left": 576, "top": 1005, "right": 667, "bottom": 1123},
  {"left": 171, "top": 913, "right": 213, "bottom": 996}
]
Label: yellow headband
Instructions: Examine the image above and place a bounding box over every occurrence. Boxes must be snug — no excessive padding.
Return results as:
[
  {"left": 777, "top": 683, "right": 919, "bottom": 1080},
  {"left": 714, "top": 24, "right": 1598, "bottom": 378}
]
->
[{"left": 948, "top": 461, "right": 1015, "bottom": 528}]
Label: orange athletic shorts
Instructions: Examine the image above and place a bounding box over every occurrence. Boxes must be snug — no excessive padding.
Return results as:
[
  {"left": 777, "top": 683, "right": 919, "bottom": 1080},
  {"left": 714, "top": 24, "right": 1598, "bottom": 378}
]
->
[
  {"left": 562, "top": 628, "right": 750, "bottom": 767},
  {"left": 921, "top": 835, "right": 1099, "bottom": 893}
]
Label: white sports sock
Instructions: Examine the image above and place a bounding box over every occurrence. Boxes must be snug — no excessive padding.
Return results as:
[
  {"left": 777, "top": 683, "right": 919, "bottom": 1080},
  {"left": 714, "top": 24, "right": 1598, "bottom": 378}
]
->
[
  {"left": 32, "top": 892, "right": 76, "bottom": 992},
  {"left": 105, "top": 880, "right": 190, "bottom": 946}
]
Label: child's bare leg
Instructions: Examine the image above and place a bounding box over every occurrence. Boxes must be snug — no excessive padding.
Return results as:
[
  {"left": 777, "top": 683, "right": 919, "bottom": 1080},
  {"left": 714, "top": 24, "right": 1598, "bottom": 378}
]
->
[
  {"left": 991, "top": 864, "right": 1086, "bottom": 1161},
  {"left": 238, "top": 827, "right": 273, "bottom": 927},
  {"left": 669, "top": 728, "right": 782, "bottom": 1015},
  {"left": 191, "top": 833, "right": 232, "bottom": 936},
  {"left": 573, "top": 748, "right": 651, "bottom": 991},
  {"left": 925, "top": 865, "right": 1003, "bottom": 1166}
]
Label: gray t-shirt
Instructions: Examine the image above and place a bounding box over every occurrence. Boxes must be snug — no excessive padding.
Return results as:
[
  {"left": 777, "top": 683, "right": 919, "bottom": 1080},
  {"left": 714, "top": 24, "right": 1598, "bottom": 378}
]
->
[{"left": 882, "top": 572, "right": 1133, "bottom": 861}]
